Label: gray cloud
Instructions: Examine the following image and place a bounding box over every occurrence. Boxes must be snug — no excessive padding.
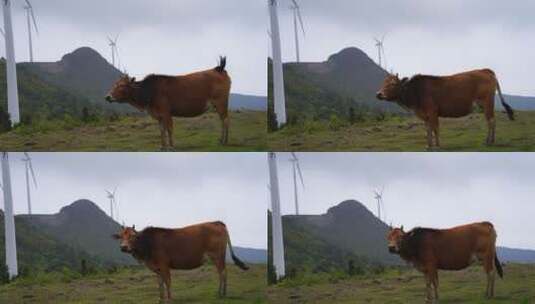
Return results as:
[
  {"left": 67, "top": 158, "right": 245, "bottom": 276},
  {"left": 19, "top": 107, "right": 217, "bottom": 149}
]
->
[
  {"left": 272, "top": 152, "right": 535, "bottom": 250},
  {"left": 2, "top": 152, "right": 267, "bottom": 249}
]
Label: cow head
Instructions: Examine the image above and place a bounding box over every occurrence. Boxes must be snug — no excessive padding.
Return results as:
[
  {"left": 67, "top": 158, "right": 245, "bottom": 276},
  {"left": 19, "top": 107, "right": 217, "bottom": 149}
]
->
[
  {"left": 105, "top": 75, "right": 137, "bottom": 103},
  {"left": 376, "top": 74, "right": 408, "bottom": 101},
  {"left": 387, "top": 225, "right": 405, "bottom": 254},
  {"left": 112, "top": 225, "right": 137, "bottom": 253}
]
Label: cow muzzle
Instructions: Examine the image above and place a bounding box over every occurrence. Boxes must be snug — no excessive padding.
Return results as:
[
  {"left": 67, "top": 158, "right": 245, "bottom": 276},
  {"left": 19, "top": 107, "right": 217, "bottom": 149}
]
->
[
  {"left": 388, "top": 246, "right": 399, "bottom": 254},
  {"left": 105, "top": 95, "right": 114, "bottom": 103},
  {"left": 120, "top": 245, "right": 130, "bottom": 253},
  {"left": 376, "top": 92, "right": 385, "bottom": 100}
]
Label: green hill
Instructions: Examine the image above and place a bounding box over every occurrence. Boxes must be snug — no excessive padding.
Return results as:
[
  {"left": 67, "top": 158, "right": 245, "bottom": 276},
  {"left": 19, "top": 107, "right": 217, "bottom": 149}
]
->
[
  {"left": 19, "top": 199, "right": 134, "bottom": 266},
  {"left": 0, "top": 210, "right": 102, "bottom": 273}
]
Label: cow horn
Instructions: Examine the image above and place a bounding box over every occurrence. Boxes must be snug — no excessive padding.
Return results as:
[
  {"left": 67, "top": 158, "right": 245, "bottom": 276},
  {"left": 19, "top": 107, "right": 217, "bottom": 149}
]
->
[{"left": 400, "top": 225, "right": 404, "bottom": 232}]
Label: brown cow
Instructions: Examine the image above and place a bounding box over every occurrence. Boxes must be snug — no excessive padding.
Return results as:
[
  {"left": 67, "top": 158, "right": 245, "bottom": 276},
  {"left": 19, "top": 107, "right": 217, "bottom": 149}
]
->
[
  {"left": 105, "top": 57, "right": 232, "bottom": 150},
  {"left": 112, "top": 221, "right": 248, "bottom": 301},
  {"left": 376, "top": 69, "right": 515, "bottom": 149},
  {"left": 387, "top": 222, "right": 503, "bottom": 303}
]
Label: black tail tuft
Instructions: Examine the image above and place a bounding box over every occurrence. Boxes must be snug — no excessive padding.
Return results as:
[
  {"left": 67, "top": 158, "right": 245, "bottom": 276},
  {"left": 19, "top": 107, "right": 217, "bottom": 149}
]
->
[
  {"left": 495, "top": 77, "right": 515, "bottom": 121},
  {"left": 215, "top": 56, "right": 227, "bottom": 73},
  {"left": 495, "top": 255, "right": 504, "bottom": 278},
  {"left": 502, "top": 102, "right": 515, "bottom": 121},
  {"left": 232, "top": 253, "right": 249, "bottom": 271}
]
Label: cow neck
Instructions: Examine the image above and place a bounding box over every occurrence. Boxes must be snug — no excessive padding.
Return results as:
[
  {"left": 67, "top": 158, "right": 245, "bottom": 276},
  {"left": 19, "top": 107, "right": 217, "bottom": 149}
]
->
[
  {"left": 398, "top": 231, "right": 420, "bottom": 262},
  {"left": 396, "top": 81, "right": 413, "bottom": 111},
  {"left": 128, "top": 83, "right": 149, "bottom": 111}
]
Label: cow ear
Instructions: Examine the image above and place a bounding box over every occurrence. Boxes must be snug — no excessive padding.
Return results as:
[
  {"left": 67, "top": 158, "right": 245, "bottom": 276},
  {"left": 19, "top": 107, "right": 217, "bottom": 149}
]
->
[
  {"left": 112, "top": 233, "right": 121, "bottom": 240},
  {"left": 130, "top": 77, "right": 136, "bottom": 82},
  {"left": 400, "top": 225, "right": 404, "bottom": 232},
  {"left": 132, "top": 224, "right": 136, "bottom": 231}
]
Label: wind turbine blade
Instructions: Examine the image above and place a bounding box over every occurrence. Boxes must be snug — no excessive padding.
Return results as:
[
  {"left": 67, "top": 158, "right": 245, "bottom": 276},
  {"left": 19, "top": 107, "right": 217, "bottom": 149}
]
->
[
  {"left": 28, "top": 159, "right": 37, "bottom": 188},
  {"left": 30, "top": 9, "right": 38, "bottom": 34},
  {"left": 0, "top": 28, "right": 5, "bottom": 37},
  {"left": 105, "top": 190, "right": 113, "bottom": 196},
  {"left": 113, "top": 186, "right": 117, "bottom": 196},
  {"left": 114, "top": 34, "right": 119, "bottom": 43},
  {"left": 296, "top": 8, "right": 305, "bottom": 36},
  {"left": 296, "top": 162, "right": 304, "bottom": 188}
]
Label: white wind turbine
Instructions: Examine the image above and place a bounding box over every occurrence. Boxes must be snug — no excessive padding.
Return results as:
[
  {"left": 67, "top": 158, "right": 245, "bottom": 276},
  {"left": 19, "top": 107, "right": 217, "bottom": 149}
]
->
[
  {"left": 23, "top": 0, "right": 37, "bottom": 62},
  {"left": 2, "top": 0, "right": 22, "bottom": 125},
  {"left": 21, "top": 152, "right": 36, "bottom": 214},
  {"left": 373, "top": 186, "right": 385, "bottom": 222},
  {"left": 268, "top": 0, "right": 287, "bottom": 126},
  {"left": 289, "top": 1, "right": 305, "bottom": 63},
  {"left": 1, "top": 152, "right": 18, "bottom": 279},
  {"left": 107, "top": 35, "right": 119, "bottom": 68},
  {"left": 374, "top": 34, "right": 387, "bottom": 70},
  {"left": 289, "top": 152, "right": 304, "bottom": 215},
  {"left": 105, "top": 187, "right": 117, "bottom": 221},
  {"left": 268, "top": 152, "right": 285, "bottom": 280}
]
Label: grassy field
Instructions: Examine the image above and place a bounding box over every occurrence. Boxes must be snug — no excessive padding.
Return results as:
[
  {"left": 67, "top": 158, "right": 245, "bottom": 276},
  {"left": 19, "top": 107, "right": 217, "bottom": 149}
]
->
[
  {"left": 267, "top": 264, "right": 535, "bottom": 304},
  {"left": 0, "top": 111, "right": 266, "bottom": 152},
  {"left": 269, "top": 111, "right": 535, "bottom": 151},
  {"left": 0, "top": 264, "right": 266, "bottom": 304}
]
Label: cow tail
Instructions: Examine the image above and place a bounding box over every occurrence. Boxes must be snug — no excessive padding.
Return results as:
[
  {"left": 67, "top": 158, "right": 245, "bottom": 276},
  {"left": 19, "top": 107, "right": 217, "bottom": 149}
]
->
[
  {"left": 215, "top": 56, "right": 227, "bottom": 73},
  {"left": 495, "top": 77, "right": 515, "bottom": 121},
  {"left": 494, "top": 255, "right": 504, "bottom": 278},
  {"left": 226, "top": 231, "right": 249, "bottom": 270}
]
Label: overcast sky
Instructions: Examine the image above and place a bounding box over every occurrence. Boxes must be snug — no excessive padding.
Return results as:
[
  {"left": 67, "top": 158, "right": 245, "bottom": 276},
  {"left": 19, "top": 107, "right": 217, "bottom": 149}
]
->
[
  {"left": 275, "top": 0, "right": 535, "bottom": 96},
  {"left": 1, "top": 0, "right": 266, "bottom": 96},
  {"left": 272, "top": 152, "right": 535, "bottom": 250},
  {"left": 1, "top": 152, "right": 267, "bottom": 250}
]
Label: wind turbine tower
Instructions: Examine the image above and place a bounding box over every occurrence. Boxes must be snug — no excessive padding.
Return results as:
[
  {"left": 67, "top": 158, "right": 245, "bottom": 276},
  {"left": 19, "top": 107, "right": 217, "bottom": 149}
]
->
[
  {"left": 23, "top": 0, "right": 38, "bottom": 62},
  {"left": 21, "top": 152, "right": 37, "bottom": 214},
  {"left": 268, "top": 152, "right": 285, "bottom": 280},
  {"left": 289, "top": 152, "right": 304, "bottom": 215},
  {"left": 289, "top": 1, "right": 305, "bottom": 63},
  {"left": 2, "top": 0, "right": 21, "bottom": 125},
  {"left": 268, "top": 0, "right": 287, "bottom": 126},
  {"left": 1, "top": 152, "right": 18, "bottom": 279}
]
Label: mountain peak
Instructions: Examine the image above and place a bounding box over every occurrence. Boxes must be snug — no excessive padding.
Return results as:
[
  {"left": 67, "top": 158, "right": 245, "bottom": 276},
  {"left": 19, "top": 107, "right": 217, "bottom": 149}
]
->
[
  {"left": 327, "top": 47, "right": 375, "bottom": 67},
  {"left": 327, "top": 199, "right": 372, "bottom": 217},
  {"left": 61, "top": 47, "right": 107, "bottom": 64},
  {"left": 59, "top": 199, "right": 108, "bottom": 218}
]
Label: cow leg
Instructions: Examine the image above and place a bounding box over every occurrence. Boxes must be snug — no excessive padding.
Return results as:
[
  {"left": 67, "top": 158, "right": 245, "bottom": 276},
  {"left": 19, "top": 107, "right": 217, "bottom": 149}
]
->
[
  {"left": 432, "top": 270, "right": 439, "bottom": 301},
  {"left": 210, "top": 253, "right": 227, "bottom": 297},
  {"left": 483, "top": 96, "right": 496, "bottom": 145},
  {"left": 430, "top": 116, "right": 440, "bottom": 148},
  {"left": 157, "top": 274, "right": 165, "bottom": 301},
  {"left": 423, "top": 272, "right": 434, "bottom": 304},
  {"left": 425, "top": 120, "right": 434, "bottom": 150},
  {"left": 158, "top": 119, "right": 168, "bottom": 150},
  {"left": 213, "top": 99, "right": 230, "bottom": 145},
  {"left": 164, "top": 116, "right": 175, "bottom": 150},
  {"left": 161, "top": 268, "right": 172, "bottom": 301},
  {"left": 484, "top": 256, "right": 496, "bottom": 298}
]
